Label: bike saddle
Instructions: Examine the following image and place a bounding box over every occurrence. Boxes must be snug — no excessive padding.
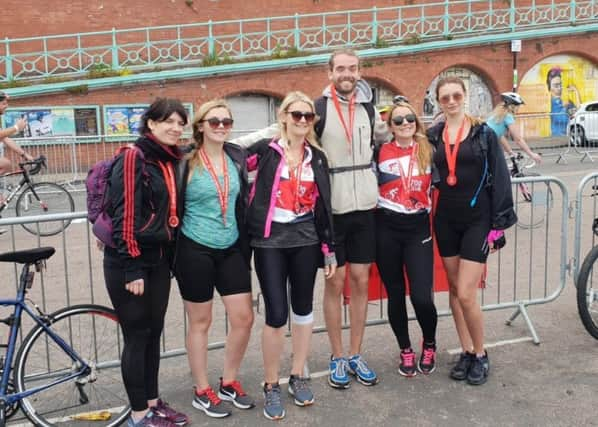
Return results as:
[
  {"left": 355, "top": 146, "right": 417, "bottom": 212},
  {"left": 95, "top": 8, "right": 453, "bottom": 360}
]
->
[{"left": 0, "top": 247, "right": 55, "bottom": 264}]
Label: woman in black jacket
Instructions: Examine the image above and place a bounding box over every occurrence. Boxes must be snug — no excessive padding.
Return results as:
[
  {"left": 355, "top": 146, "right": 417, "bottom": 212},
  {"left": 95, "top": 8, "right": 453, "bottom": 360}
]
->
[
  {"left": 174, "top": 100, "right": 254, "bottom": 419},
  {"left": 246, "top": 91, "right": 336, "bottom": 421},
  {"left": 427, "top": 77, "right": 517, "bottom": 387},
  {"left": 104, "top": 98, "right": 189, "bottom": 427}
]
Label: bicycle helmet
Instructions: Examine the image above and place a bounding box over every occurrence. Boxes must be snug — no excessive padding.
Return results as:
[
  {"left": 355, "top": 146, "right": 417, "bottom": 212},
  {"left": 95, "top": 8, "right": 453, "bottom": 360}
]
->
[
  {"left": 500, "top": 92, "right": 524, "bottom": 106},
  {"left": 393, "top": 95, "right": 410, "bottom": 105}
]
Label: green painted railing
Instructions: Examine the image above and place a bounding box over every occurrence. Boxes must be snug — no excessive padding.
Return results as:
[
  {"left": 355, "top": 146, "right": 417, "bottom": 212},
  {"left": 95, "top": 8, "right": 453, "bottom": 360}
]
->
[{"left": 0, "top": 0, "right": 596, "bottom": 84}]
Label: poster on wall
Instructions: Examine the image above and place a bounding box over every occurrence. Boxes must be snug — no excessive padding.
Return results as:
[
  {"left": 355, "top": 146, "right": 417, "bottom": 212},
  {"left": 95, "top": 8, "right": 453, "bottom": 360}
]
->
[
  {"left": 104, "top": 104, "right": 194, "bottom": 137},
  {"left": 2, "top": 107, "right": 99, "bottom": 139},
  {"left": 106, "top": 107, "right": 131, "bottom": 136},
  {"left": 51, "top": 108, "right": 76, "bottom": 136},
  {"left": 74, "top": 108, "right": 99, "bottom": 136},
  {"left": 519, "top": 54, "right": 598, "bottom": 137}
]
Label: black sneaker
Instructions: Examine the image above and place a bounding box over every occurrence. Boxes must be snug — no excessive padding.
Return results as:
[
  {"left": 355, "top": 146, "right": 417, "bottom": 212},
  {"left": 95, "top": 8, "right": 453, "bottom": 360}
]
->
[
  {"left": 467, "top": 352, "right": 490, "bottom": 385},
  {"left": 449, "top": 351, "right": 475, "bottom": 381},
  {"left": 418, "top": 342, "right": 436, "bottom": 375}
]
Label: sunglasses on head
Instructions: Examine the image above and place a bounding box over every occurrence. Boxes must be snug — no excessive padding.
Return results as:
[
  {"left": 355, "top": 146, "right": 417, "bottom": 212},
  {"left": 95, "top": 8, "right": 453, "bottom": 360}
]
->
[
  {"left": 202, "top": 117, "right": 234, "bottom": 129},
  {"left": 391, "top": 114, "right": 416, "bottom": 126},
  {"left": 287, "top": 110, "right": 316, "bottom": 123},
  {"left": 439, "top": 92, "right": 464, "bottom": 105}
]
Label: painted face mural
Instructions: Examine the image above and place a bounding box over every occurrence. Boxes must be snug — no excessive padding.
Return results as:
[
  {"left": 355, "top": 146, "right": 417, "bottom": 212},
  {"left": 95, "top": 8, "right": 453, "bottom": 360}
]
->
[{"left": 519, "top": 54, "right": 598, "bottom": 137}]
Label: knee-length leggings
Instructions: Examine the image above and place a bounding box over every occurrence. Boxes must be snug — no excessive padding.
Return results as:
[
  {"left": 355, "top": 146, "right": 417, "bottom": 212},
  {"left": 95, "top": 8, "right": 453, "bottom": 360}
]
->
[
  {"left": 103, "top": 250, "right": 171, "bottom": 411},
  {"left": 375, "top": 210, "right": 438, "bottom": 350}
]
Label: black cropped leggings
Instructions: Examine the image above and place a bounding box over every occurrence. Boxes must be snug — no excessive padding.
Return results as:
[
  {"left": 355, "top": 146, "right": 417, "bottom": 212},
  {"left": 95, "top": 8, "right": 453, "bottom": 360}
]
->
[
  {"left": 375, "top": 210, "right": 438, "bottom": 350},
  {"left": 103, "top": 251, "right": 171, "bottom": 412},
  {"left": 253, "top": 245, "right": 320, "bottom": 328}
]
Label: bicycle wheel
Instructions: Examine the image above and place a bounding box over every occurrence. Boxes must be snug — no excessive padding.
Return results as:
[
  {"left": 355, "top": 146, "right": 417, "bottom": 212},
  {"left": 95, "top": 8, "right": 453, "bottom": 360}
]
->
[
  {"left": 514, "top": 172, "right": 553, "bottom": 229},
  {"left": 15, "top": 182, "right": 75, "bottom": 237},
  {"left": 14, "top": 304, "right": 130, "bottom": 426},
  {"left": 577, "top": 245, "right": 598, "bottom": 339}
]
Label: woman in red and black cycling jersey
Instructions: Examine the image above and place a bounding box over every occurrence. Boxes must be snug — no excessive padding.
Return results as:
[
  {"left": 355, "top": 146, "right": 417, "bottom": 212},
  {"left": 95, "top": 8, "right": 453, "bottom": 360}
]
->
[
  {"left": 246, "top": 91, "right": 336, "bottom": 421},
  {"left": 374, "top": 101, "right": 438, "bottom": 378}
]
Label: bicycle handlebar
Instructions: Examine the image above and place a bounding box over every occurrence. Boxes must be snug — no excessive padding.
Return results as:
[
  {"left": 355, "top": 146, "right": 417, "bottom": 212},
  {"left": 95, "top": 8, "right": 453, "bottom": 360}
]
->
[{"left": 18, "top": 155, "right": 47, "bottom": 176}]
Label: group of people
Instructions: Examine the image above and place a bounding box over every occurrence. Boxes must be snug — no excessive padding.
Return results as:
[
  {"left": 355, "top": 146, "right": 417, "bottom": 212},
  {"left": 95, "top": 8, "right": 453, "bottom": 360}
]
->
[{"left": 94, "top": 48, "right": 519, "bottom": 427}]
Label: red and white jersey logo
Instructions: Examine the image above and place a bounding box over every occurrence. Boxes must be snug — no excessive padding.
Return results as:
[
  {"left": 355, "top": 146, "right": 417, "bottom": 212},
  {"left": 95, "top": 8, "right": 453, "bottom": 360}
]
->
[{"left": 377, "top": 143, "right": 432, "bottom": 214}]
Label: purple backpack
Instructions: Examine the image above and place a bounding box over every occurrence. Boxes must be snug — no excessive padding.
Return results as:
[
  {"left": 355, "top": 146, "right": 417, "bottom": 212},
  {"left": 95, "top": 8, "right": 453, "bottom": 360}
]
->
[{"left": 86, "top": 146, "right": 145, "bottom": 247}]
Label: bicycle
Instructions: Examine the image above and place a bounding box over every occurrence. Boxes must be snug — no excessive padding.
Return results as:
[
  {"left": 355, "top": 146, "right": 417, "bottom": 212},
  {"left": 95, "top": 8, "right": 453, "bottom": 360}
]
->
[
  {"left": 576, "top": 210, "right": 598, "bottom": 339},
  {"left": 0, "top": 156, "right": 75, "bottom": 237},
  {"left": 509, "top": 153, "right": 554, "bottom": 229},
  {"left": 0, "top": 246, "right": 130, "bottom": 426}
]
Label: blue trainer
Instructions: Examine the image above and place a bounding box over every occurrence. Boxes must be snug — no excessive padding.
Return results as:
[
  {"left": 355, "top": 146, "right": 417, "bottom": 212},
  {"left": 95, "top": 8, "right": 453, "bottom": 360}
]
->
[
  {"left": 328, "top": 356, "right": 351, "bottom": 389},
  {"left": 348, "top": 354, "right": 379, "bottom": 386}
]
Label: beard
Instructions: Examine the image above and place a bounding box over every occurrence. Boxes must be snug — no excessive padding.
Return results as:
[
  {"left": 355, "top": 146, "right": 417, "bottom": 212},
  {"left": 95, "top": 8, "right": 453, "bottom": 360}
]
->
[{"left": 334, "top": 79, "right": 357, "bottom": 96}]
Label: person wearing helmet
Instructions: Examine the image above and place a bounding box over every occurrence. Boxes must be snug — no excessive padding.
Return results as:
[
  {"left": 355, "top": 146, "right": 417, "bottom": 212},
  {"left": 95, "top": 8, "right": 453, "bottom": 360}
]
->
[
  {"left": 486, "top": 92, "right": 542, "bottom": 164},
  {"left": 378, "top": 105, "right": 391, "bottom": 122}
]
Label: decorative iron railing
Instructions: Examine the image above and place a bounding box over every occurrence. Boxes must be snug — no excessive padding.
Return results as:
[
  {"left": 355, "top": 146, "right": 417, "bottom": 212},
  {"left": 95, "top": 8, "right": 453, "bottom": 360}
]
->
[{"left": 1, "top": 0, "right": 596, "bottom": 83}]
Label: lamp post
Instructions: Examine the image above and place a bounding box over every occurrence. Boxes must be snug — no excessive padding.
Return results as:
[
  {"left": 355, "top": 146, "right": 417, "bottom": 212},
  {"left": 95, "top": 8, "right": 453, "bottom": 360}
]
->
[{"left": 511, "top": 39, "right": 522, "bottom": 92}]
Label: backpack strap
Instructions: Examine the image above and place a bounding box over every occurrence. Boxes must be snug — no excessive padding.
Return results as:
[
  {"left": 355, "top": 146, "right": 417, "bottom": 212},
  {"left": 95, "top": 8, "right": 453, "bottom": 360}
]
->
[{"left": 314, "top": 96, "right": 376, "bottom": 142}]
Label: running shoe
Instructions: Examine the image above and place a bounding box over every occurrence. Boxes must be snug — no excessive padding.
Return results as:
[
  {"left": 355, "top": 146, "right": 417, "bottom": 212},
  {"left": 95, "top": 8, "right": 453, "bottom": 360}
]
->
[
  {"left": 218, "top": 378, "right": 255, "bottom": 409},
  {"left": 398, "top": 348, "right": 417, "bottom": 377},
  {"left": 467, "top": 351, "right": 490, "bottom": 385},
  {"left": 151, "top": 399, "right": 189, "bottom": 426},
  {"left": 348, "top": 354, "right": 379, "bottom": 386},
  {"left": 263, "top": 383, "right": 285, "bottom": 420},
  {"left": 127, "top": 411, "right": 178, "bottom": 427},
  {"left": 450, "top": 351, "right": 475, "bottom": 381},
  {"left": 192, "top": 386, "right": 231, "bottom": 418},
  {"left": 288, "top": 375, "right": 314, "bottom": 406},
  {"left": 418, "top": 343, "right": 437, "bottom": 375},
  {"left": 328, "top": 356, "right": 351, "bottom": 389}
]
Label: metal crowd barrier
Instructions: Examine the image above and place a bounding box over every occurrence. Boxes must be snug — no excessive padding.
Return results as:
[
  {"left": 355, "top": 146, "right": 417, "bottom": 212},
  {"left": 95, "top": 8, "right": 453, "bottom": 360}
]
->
[
  {"left": 0, "top": 175, "right": 569, "bottom": 362},
  {"left": 573, "top": 172, "right": 598, "bottom": 283},
  {"left": 569, "top": 114, "right": 598, "bottom": 163}
]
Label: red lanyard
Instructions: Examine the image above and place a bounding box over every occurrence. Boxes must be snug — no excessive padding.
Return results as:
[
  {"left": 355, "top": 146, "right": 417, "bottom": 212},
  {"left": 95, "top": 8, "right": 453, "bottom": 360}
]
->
[
  {"left": 199, "top": 148, "right": 230, "bottom": 225},
  {"left": 330, "top": 84, "right": 356, "bottom": 152},
  {"left": 394, "top": 142, "right": 418, "bottom": 206},
  {"left": 287, "top": 146, "right": 305, "bottom": 213},
  {"left": 442, "top": 118, "right": 467, "bottom": 186},
  {"left": 157, "top": 161, "right": 179, "bottom": 227}
]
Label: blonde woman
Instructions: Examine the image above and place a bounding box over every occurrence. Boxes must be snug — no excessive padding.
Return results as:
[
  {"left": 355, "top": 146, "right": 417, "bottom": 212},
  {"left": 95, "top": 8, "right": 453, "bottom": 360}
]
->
[
  {"left": 245, "top": 91, "right": 336, "bottom": 420},
  {"left": 486, "top": 92, "right": 542, "bottom": 164},
  {"left": 373, "top": 101, "right": 438, "bottom": 378},
  {"left": 427, "top": 77, "right": 517, "bottom": 386},
  {"left": 173, "top": 100, "right": 254, "bottom": 418}
]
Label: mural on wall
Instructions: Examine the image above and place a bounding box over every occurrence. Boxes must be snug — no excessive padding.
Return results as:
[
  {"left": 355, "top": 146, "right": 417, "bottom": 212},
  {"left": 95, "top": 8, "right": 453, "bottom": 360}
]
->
[
  {"left": 425, "top": 67, "right": 493, "bottom": 120},
  {"left": 519, "top": 54, "right": 598, "bottom": 137}
]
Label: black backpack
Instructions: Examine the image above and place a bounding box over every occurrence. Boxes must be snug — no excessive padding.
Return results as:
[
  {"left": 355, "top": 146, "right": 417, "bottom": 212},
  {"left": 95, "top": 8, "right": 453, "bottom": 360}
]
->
[{"left": 314, "top": 96, "right": 376, "bottom": 141}]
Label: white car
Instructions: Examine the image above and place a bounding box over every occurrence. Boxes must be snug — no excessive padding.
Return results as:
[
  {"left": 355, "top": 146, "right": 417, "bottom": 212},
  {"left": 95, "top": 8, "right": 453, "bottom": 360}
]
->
[{"left": 568, "top": 101, "right": 598, "bottom": 146}]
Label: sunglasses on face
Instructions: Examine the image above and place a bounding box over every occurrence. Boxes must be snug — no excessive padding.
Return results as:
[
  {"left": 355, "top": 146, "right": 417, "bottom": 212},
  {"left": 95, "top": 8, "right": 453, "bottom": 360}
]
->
[
  {"left": 287, "top": 110, "right": 316, "bottom": 123},
  {"left": 391, "top": 114, "right": 416, "bottom": 126},
  {"left": 439, "top": 92, "right": 464, "bottom": 105},
  {"left": 202, "top": 117, "right": 234, "bottom": 129}
]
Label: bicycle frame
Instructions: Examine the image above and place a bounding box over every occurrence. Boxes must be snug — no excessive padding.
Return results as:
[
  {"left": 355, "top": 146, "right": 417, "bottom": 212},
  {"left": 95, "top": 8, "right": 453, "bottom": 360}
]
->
[{"left": 0, "top": 263, "right": 91, "bottom": 409}]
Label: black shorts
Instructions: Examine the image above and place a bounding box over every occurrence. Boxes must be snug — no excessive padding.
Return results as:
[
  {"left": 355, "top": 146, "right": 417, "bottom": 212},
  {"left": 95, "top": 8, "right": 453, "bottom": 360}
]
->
[
  {"left": 174, "top": 233, "right": 251, "bottom": 303},
  {"left": 333, "top": 209, "right": 376, "bottom": 267},
  {"left": 433, "top": 213, "right": 491, "bottom": 264}
]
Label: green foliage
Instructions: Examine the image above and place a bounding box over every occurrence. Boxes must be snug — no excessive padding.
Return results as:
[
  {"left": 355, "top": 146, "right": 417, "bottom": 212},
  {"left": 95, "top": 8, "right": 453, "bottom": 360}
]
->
[
  {"left": 271, "top": 45, "right": 304, "bottom": 59},
  {"left": 403, "top": 33, "right": 422, "bottom": 45},
  {"left": 0, "top": 79, "right": 31, "bottom": 89},
  {"left": 64, "top": 84, "right": 89, "bottom": 95},
  {"left": 87, "top": 63, "right": 120, "bottom": 79},
  {"left": 373, "top": 37, "right": 390, "bottom": 49}
]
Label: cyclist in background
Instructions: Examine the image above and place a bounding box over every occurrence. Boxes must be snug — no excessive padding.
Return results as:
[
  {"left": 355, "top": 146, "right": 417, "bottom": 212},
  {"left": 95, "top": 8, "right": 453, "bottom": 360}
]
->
[
  {"left": 0, "top": 91, "right": 33, "bottom": 175},
  {"left": 486, "top": 92, "right": 542, "bottom": 164}
]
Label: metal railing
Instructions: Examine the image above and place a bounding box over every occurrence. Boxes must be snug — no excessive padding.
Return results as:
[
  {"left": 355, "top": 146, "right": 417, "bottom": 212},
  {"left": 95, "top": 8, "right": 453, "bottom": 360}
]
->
[
  {"left": 1, "top": 0, "right": 596, "bottom": 82},
  {"left": 573, "top": 172, "right": 598, "bottom": 282}
]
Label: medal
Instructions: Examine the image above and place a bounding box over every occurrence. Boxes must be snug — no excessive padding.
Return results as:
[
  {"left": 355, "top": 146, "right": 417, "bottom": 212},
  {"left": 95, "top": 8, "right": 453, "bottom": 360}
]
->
[
  {"left": 443, "top": 118, "right": 467, "bottom": 187},
  {"left": 157, "top": 161, "right": 179, "bottom": 228}
]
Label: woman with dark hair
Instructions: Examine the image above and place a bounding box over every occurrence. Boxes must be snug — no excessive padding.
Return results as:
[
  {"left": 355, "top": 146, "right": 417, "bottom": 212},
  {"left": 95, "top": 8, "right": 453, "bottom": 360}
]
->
[
  {"left": 427, "top": 77, "right": 516, "bottom": 386},
  {"left": 546, "top": 67, "right": 579, "bottom": 136},
  {"left": 174, "top": 100, "right": 254, "bottom": 419},
  {"left": 374, "top": 101, "right": 438, "bottom": 378},
  {"left": 104, "top": 98, "right": 189, "bottom": 427}
]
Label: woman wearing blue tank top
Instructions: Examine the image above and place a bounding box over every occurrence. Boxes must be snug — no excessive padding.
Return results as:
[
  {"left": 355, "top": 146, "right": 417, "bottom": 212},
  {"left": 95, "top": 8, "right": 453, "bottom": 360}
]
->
[{"left": 173, "top": 100, "right": 255, "bottom": 419}]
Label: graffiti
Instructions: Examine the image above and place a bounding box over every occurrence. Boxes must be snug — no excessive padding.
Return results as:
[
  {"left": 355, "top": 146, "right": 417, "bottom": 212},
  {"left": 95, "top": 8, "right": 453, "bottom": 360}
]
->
[{"left": 519, "top": 54, "right": 598, "bottom": 137}]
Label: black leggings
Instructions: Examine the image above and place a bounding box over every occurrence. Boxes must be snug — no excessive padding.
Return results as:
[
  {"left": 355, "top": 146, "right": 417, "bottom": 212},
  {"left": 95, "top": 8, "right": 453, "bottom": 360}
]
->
[
  {"left": 103, "top": 250, "right": 171, "bottom": 412},
  {"left": 375, "top": 210, "right": 438, "bottom": 350},
  {"left": 253, "top": 245, "right": 320, "bottom": 328}
]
